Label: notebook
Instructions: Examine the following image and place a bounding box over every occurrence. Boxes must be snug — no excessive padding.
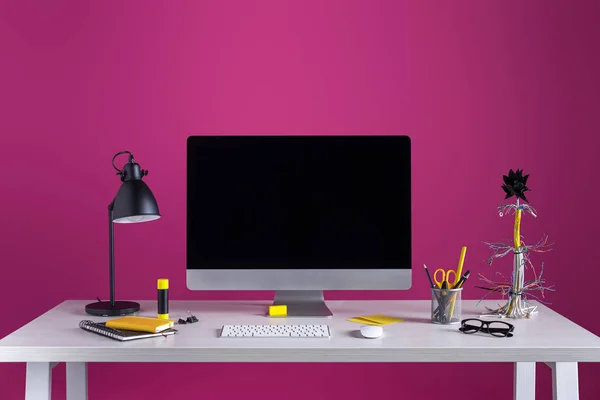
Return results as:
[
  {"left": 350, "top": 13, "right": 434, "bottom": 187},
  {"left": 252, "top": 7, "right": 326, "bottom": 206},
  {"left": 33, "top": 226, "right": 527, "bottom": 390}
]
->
[
  {"left": 79, "top": 320, "right": 178, "bottom": 342},
  {"left": 105, "top": 316, "right": 174, "bottom": 333}
]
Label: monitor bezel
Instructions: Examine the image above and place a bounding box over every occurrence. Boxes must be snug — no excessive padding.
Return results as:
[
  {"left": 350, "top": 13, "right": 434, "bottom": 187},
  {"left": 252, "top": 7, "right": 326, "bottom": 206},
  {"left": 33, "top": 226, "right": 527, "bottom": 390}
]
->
[{"left": 186, "top": 135, "right": 412, "bottom": 290}]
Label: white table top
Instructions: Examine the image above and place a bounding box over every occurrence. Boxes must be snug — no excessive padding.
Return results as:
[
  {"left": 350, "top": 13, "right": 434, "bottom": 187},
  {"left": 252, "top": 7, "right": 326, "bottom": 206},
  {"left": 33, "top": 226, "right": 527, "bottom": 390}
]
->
[{"left": 1, "top": 300, "right": 599, "bottom": 363}]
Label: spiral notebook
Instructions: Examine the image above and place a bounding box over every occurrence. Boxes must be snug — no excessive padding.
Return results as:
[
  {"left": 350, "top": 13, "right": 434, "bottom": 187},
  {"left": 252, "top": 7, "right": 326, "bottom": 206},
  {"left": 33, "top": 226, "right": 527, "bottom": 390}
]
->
[{"left": 79, "top": 320, "right": 178, "bottom": 341}]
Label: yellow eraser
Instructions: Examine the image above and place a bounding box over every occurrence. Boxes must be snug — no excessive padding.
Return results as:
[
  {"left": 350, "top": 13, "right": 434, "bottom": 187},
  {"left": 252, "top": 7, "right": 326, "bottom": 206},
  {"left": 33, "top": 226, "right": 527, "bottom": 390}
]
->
[{"left": 268, "top": 305, "right": 287, "bottom": 317}]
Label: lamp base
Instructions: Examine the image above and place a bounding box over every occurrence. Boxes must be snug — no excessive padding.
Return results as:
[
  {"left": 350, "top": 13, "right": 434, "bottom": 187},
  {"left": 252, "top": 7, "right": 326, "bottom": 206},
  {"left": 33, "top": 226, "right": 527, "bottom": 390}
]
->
[{"left": 85, "top": 300, "right": 140, "bottom": 316}]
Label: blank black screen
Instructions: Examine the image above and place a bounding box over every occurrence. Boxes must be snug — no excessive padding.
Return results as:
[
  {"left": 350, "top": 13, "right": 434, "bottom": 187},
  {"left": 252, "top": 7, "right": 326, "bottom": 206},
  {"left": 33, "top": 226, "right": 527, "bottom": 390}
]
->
[{"left": 187, "top": 136, "right": 411, "bottom": 269}]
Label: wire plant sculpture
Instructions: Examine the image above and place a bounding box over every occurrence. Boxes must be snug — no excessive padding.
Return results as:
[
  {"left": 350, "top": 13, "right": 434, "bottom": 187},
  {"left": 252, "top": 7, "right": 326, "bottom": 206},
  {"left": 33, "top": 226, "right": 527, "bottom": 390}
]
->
[{"left": 477, "top": 170, "right": 555, "bottom": 318}]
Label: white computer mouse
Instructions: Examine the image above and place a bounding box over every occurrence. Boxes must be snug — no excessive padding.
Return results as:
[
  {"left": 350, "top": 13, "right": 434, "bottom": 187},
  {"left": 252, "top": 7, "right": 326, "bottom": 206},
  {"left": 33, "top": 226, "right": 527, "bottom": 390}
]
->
[{"left": 360, "top": 325, "right": 383, "bottom": 339}]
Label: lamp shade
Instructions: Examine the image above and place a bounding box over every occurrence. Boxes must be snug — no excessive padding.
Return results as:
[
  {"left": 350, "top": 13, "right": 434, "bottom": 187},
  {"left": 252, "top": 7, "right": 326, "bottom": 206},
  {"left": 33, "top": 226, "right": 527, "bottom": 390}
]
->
[{"left": 113, "top": 179, "right": 160, "bottom": 223}]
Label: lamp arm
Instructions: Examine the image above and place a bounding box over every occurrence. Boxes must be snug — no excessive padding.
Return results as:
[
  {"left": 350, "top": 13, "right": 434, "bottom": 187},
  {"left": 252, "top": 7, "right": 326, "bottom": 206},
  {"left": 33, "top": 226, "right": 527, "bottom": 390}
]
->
[{"left": 108, "top": 202, "right": 115, "bottom": 307}]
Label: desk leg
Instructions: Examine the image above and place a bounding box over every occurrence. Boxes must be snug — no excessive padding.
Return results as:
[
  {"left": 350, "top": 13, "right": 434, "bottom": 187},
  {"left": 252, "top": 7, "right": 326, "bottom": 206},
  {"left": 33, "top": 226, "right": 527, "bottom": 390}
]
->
[
  {"left": 514, "top": 362, "right": 536, "bottom": 400},
  {"left": 546, "top": 362, "right": 579, "bottom": 400},
  {"left": 66, "top": 362, "right": 88, "bottom": 400},
  {"left": 25, "top": 362, "right": 52, "bottom": 400}
]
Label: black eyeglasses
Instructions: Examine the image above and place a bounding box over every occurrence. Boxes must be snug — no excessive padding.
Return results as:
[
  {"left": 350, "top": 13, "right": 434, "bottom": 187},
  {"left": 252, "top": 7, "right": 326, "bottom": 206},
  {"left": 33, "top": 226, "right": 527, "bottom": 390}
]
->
[{"left": 459, "top": 319, "right": 514, "bottom": 338}]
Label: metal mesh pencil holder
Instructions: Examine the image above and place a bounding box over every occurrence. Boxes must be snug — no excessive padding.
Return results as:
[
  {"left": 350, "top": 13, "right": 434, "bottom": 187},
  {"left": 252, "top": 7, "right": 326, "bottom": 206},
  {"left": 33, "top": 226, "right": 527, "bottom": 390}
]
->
[{"left": 431, "top": 287, "right": 462, "bottom": 324}]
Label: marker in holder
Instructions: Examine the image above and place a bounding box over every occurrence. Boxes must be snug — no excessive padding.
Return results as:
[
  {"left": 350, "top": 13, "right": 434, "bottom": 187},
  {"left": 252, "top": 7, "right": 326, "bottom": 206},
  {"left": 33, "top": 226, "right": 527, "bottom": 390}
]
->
[{"left": 157, "top": 278, "right": 169, "bottom": 319}]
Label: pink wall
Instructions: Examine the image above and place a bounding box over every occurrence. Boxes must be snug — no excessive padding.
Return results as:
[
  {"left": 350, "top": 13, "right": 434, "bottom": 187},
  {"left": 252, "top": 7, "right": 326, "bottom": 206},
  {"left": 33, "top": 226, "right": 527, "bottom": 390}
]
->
[{"left": 1, "top": 0, "right": 599, "bottom": 398}]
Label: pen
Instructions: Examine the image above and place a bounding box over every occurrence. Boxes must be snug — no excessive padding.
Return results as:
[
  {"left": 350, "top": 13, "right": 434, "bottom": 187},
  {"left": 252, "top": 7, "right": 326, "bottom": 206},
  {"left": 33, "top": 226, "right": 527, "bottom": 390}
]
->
[
  {"left": 423, "top": 264, "right": 435, "bottom": 289},
  {"left": 440, "top": 280, "right": 449, "bottom": 322},
  {"left": 426, "top": 265, "right": 446, "bottom": 321},
  {"left": 453, "top": 270, "right": 471, "bottom": 289},
  {"left": 448, "top": 271, "right": 469, "bottom": 320}
]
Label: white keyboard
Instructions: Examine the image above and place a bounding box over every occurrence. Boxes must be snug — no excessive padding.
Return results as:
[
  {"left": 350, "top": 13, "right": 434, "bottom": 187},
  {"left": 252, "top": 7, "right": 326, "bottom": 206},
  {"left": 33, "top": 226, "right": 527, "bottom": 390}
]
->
[{"left": 220, "top": 324, "right": 331, "bottom": 338}]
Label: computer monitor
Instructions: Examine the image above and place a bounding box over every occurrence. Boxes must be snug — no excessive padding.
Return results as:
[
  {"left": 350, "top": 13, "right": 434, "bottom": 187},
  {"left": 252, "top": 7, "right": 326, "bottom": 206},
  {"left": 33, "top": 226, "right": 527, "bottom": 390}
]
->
[{"left": 186, "top": 135, "right": 411, "bottom": 316}]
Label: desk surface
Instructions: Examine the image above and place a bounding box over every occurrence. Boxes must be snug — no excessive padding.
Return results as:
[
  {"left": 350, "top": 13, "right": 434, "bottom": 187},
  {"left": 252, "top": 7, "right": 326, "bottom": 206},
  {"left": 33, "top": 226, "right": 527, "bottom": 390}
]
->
[{"left": 1, "top": 300, "right": 599, "bottom": 363}]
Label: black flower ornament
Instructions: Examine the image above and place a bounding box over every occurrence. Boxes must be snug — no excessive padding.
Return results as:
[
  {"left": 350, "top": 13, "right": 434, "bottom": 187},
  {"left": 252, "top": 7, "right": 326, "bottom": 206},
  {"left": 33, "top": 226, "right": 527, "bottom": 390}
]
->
[{"left": 502, "top": 169, "right": 530, "bottom": 202}]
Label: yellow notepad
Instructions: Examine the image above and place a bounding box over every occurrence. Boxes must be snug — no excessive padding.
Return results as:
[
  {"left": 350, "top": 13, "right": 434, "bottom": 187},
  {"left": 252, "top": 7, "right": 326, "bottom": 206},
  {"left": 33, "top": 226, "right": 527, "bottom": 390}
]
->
[
  {"left": 105, "top": 316, "right": 174, "bottom": 333},
  {"left": 347, "top": 314, "right": 404, "bottom": 326}
]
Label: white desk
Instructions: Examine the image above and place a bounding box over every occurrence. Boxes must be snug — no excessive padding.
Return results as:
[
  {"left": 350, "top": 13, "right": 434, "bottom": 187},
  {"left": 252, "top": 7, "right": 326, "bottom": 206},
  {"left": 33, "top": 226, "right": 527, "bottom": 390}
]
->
[{"left": 1, "top": 300, "right": 599, "bottom": 400}]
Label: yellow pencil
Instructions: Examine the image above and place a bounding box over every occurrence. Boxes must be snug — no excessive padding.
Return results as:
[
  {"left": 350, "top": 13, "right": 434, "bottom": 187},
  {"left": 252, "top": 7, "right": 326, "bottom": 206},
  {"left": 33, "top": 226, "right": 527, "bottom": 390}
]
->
[
  {"left": 456, "top": 246, "right": 467, "bottom": 279},
  {"left": 450, "top": 246, "right": 467, "bottom": 320}
]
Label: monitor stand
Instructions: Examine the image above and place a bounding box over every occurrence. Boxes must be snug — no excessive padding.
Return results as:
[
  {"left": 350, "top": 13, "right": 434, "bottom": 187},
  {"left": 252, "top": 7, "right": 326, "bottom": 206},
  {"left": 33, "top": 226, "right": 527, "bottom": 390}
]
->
[{"left": 273, "top": 290, "right": 333, "bottom": 317}]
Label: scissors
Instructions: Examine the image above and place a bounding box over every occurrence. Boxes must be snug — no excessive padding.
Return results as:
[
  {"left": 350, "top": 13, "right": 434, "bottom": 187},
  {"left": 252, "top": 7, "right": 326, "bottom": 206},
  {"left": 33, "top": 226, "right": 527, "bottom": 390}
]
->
[{"left": 433, "top": 268, "right": 458, "bottom": 288}]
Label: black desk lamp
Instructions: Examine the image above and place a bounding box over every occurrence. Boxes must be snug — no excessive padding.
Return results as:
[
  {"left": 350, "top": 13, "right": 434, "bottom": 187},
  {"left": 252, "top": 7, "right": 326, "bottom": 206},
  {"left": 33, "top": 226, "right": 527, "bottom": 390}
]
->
[{"left": 85, "top": 151, "right": 160, "bottom": 316}]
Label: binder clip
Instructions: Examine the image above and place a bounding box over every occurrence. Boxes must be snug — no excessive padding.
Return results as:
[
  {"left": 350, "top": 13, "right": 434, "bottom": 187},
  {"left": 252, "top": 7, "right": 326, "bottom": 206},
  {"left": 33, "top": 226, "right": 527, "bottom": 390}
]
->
[
  {"left": 186, "top": 311, "right": 199, "bottom": 324},
  {"left": 176, "top": 311, "right": 199, "bottom": 325}
]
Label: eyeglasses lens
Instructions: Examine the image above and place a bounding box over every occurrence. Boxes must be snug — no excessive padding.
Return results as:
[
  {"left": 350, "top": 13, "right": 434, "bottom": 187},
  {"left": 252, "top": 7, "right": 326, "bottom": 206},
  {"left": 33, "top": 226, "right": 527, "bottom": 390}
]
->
[
  {"left": 488, "top": 321, "right": 512, "bottom": 337},
  {"left": 461, "top": 319, "right": 483, "bottom": 333}
]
